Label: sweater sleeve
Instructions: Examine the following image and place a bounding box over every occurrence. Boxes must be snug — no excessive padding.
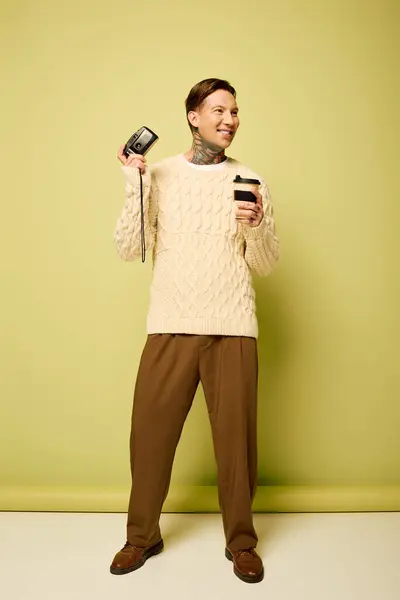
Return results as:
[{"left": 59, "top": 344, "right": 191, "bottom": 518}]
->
[
  {"left": 114, "top": 165, "right": 158, "bottom": 261},
  {"left": 242, "top": 181, "right": 280, "bottom": 277}
]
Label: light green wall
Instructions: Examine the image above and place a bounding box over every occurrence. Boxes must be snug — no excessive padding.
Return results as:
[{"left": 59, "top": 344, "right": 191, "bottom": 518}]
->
[{"left": 1, "top": 0, "right": 399, "bottom": 512}]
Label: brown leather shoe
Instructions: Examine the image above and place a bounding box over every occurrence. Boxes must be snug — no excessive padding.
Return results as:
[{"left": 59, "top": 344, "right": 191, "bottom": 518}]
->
[
  {"left": 110, "top": 539, "right": 164, "bottom": 575},
  {"left": 225, "top": 547, "right": 264, "bottom": 583}
]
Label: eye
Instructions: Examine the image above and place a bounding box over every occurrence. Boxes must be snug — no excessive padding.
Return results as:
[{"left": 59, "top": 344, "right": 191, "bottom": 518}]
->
[{"left": 215, "top": 109, "right": 223, "bottom": 114}]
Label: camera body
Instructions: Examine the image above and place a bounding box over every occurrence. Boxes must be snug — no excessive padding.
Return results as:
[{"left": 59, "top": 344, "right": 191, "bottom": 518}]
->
[{"left": 123, "top": 126, "right": 158, "bottom": 157}]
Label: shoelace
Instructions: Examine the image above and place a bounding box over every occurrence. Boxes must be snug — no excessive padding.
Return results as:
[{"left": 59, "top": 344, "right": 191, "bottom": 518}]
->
[{"left": 122, "top": 542, "right": 140, "bottom": 552}]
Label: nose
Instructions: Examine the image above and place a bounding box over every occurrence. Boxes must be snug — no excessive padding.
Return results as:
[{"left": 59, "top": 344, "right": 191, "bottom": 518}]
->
[{"left": 223, "top": 111, "right": 234, "bottom": 126}]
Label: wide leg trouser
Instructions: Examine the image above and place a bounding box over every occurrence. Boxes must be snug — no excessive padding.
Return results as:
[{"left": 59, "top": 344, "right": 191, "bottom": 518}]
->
[{"left": 126, "top": 334, "right": 258, "bottom": 551}]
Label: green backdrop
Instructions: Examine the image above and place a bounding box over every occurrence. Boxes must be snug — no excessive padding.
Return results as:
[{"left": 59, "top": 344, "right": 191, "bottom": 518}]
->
[{"left": 1, "top": 0, "right": 399, "bottom": 512}]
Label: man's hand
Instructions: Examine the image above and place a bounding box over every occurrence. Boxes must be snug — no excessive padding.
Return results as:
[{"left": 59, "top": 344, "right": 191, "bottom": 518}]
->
[
  {"left": 117, "top": 145, "right": 147, "bottom": 173},
  {"left": 235, "top": 190, "right": 264, "bottom": 227}
]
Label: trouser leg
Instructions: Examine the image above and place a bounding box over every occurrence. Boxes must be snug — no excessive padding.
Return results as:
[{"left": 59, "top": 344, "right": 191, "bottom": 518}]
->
[
  {"left": 126, "top": 334, "right": 199, "bottom": 547},
  {"left": 199, "top": 336, "right": 259, "bottom": 551}
]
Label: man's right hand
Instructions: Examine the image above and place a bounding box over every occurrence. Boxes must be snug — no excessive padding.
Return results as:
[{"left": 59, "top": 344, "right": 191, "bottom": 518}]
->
[{"left": 117, "top": 145, "right": 147, "bottom": 173}]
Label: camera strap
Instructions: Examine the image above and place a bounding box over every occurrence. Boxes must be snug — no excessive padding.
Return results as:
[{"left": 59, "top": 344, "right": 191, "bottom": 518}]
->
[{"left": 139, "top": 170, "right": 146, "bottom": 262}]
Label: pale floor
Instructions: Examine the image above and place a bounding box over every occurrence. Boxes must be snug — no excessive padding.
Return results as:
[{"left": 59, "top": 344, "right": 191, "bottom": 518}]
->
[{"left": 1, "top": 512, "right": 399, "bottom": 600}]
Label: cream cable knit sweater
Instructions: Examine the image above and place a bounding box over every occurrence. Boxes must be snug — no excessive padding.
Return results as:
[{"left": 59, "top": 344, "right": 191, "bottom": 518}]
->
[{"left": 114, "top": 154, "right": 279, "bottom": 338}]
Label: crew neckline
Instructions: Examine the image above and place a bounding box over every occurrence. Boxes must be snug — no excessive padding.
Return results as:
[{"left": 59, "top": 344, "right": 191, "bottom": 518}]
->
[{"left": 179, "top": 154, "right": 231, "bottom": 171}]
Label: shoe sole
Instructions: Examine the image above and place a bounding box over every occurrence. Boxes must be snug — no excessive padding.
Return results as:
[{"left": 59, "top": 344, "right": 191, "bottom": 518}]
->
[
  {"left": 110, "top": 540, "right": 164, "bottom": 575},
  {"left": 225, "top": 548, "right": 264, "bottom": 584}
]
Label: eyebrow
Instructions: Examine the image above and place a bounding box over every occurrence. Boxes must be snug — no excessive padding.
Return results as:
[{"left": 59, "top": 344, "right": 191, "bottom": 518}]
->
[{"left": 212, "top": 104, "right": 239, "bottom": 111}]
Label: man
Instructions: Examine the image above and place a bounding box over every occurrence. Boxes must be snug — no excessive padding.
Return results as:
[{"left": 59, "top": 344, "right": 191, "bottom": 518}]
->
[{"left": 110, "top": 78, "right": 280, "bottom": 584}]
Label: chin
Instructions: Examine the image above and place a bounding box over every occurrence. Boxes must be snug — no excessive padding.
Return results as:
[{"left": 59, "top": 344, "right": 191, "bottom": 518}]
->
[{"left": 217, "top": 138, "right": 233, "bottom": 149}]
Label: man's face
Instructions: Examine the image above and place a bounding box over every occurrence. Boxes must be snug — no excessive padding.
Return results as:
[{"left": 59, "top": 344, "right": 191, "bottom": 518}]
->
[{"left": 189, "top": 89, "right": 240, "bottom": 149}]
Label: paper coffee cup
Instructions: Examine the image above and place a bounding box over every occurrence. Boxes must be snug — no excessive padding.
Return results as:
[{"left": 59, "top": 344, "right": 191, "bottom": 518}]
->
[{"left": 233, "top": 175, "right": 261, "bottom": 203}]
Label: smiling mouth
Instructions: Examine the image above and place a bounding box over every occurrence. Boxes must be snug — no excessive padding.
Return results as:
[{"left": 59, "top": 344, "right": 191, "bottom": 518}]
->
[{"left": 218, "top": 130, "right": 233, "bottom": 136}]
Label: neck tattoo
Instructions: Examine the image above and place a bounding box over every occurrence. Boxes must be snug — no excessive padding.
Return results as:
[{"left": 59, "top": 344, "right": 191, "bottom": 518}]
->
[{"left": 189, "top": 130, "right": 227, "bottom": 165}]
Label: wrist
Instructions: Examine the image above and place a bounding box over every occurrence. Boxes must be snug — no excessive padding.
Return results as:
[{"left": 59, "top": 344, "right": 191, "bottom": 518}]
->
[{"left": 242, "top": 218, "right": 267, "bottom": 239}]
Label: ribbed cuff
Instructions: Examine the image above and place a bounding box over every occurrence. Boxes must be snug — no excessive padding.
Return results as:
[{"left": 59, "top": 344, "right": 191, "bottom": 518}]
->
[
  {"left": 242, "top": 218, "right": 269, "bottom": 240},
  {"left": 121, "top": 165, "right": 151, "bottom": 189}
]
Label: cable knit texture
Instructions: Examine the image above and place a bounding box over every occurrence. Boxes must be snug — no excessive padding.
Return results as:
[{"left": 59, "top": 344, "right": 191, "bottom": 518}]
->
[{"left": 114, "top": 154, "right": 279, "bottom": 338}]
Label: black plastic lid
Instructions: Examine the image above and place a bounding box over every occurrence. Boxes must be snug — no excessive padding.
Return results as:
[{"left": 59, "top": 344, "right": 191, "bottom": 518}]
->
[{"left": 233, "top": 174, "right": 261, "bottom": 185}]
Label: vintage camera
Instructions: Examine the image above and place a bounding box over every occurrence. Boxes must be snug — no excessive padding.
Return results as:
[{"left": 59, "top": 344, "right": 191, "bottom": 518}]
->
[{"left": 123, "top": 126, "right": 159, "bottom": 157}]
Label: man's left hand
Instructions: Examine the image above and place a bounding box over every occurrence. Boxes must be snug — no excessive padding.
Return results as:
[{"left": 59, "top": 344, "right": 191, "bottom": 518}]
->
[{"left": 235, "top": 190, "right": 264, "bottom": 228}]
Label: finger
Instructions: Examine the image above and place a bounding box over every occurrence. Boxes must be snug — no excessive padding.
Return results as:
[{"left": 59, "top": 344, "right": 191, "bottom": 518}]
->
[
  {"left": 126, "top": 156, "right": 144, "bottom": 167},
  {"left": 236, "top": 200, "right": 262, "bottom": 212},
  {"left": 117, "top": 146, "right": 128, "bottom": 164},
  {"left": 236, "top": 201, "right": 256, "bottom": 210},
  {"left": 236, "top": 215, "right": 256, "bottom": 224},
  {"left": 236, "top": 203, "right": 258, "bottom": 212},
  {"left": 238, "top": 215, "right": 261, "bottom": 226},
  {"left": 126, "top": 153, "right": 146, "bottom": 162},
  {"left": 236, "top": 207, "right": 261, "bottom": 222},
  {"left": 236, "top": 208, "right": 259, "bottom": 220}
]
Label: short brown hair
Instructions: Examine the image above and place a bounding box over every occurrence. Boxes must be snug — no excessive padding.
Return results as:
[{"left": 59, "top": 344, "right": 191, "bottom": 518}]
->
[{"left": 185, "top": 78, "right": 237, "bottom": 131}]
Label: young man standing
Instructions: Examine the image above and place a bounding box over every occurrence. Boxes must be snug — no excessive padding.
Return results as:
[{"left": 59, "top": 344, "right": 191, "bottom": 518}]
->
[{"left": 110, "top": 78, "right": 280, "bottom": 584}]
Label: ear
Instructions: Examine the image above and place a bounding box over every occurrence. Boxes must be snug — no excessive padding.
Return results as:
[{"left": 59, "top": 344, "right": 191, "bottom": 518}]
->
[{"left": 187, "top": 110, "right": 200, "bottom": 129}]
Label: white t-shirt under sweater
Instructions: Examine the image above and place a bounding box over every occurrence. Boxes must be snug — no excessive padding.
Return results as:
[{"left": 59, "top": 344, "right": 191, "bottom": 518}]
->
[{"left": 114, "top": 154, "right": 280, "bottom": 338}]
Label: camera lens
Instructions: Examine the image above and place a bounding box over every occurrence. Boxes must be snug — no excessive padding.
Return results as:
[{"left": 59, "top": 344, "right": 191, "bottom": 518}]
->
[{"left": 135, "top": 142, "right": 142, "bottom": 149}]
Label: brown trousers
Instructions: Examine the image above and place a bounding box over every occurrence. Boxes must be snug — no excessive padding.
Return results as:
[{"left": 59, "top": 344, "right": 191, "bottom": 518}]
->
[{"left": 126, "top": 334, "right": 259, "bottom": 551}]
